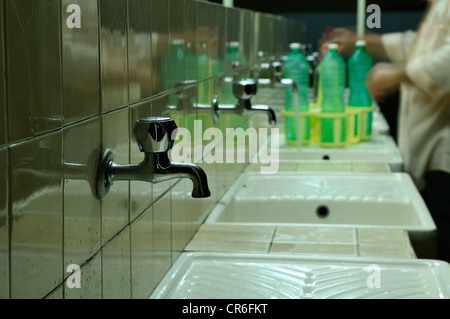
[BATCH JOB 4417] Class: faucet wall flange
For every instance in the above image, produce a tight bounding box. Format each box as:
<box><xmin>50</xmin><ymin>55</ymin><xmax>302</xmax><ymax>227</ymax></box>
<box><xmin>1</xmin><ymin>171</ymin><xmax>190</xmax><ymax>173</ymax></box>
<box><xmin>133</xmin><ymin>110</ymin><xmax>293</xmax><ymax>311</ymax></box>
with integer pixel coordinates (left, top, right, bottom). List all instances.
<box><xmin>96</xmin><ymin>149</ymin><xmax>114</xmax><ymax>201</ymax></box>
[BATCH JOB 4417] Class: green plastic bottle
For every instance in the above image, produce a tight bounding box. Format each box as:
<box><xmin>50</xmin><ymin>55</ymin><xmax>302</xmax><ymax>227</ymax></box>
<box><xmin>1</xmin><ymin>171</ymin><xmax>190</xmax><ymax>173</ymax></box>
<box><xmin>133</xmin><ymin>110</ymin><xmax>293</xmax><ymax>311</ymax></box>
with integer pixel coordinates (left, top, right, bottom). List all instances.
<box><xmin>227</xmin><ymin>41</ymin><xmax>240</xmax><ymax>73</ymax></box>
<box><xmin>283</xmin><ymin>43</ymin><xmax>310</xmax><ymax>145</ymax></box>
<box><xmin>220</xmin><ymin>42</ymin><xmax>248</xmax><ymax>130</ymax></box>
<box><xmin>198</xmin><ymin>43</ymin><xmax>210</xmax><ymax>104</ymax></box>
<box><xmin>320</xmin><ymin>43</ymin><xmax>346</xmax><ymax>147</ymax></box>
<box><xmin>168</xmin><ymin>39</ymin><xmax>185</xmax><ymax>106</ymax></box>
<box><xmin>348</xmin><ymin>40</ymin><xmax>374</xmax><ymax>140</ymax></box>
<box><xmin>221</xmin><ymin>42</ymin><xmax>240</xmax><ymax>105</ymax></box>
<box><xmin>185</xmin><ymin>42</ymin><xmax>197</xmax><ymax>81</ymax></box>
<box><xmin>197</xmin><ymin>43</ymin><xmax>214</xmax><ymax>138</ymax></box>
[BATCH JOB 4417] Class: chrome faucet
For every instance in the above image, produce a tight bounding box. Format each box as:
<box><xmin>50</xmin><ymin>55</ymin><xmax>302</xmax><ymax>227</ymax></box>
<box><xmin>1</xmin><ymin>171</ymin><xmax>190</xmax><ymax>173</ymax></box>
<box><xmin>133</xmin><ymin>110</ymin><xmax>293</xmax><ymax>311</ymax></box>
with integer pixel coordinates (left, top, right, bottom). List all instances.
<box><xmin>257</xmin><ymin>60</ymin><xmax>298</xmax><ymax>90</ymax></box>
<box><xmin>96</xmin><ymin>117</ymin><xmax>211</xmax><ymax>200</ymax></box>
<box><xmin>213</xmin><ymin>79</ymin><xmax>277</xmax><ymax>125</ymax></box>
<box><xmin>165</xmin><ymin>80</ymin><xmax>217</xmax><ymax>119</ymax></box>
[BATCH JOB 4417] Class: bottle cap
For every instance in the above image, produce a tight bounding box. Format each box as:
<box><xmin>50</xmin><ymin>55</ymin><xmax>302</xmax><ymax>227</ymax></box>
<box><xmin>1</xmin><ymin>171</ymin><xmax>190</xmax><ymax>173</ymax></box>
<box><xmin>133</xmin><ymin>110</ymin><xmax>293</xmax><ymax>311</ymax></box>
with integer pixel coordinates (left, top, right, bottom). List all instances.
<box><xmin>229</xmin><ymin>41</ymin><xmax>240</xmax><ymax>48</ymax></box>
<box><xmin>172</xmin><ymin>39</ymin><xmax>184</xmax><ymax>45</ymax></box>
<box><xmin>289</xmin><ymin>43</ymin><xmax>301</xmax><ymax>49</ymax></box>
<box><xmin>328</xmin><ymin>43</ymin><xmax>338</xmax><ymax>50</ymax></box>
<box><xmin>355</xmin><ymin>40</ymin><xmax>366</xmax><ymax>47</ymax></box>
<box><xmin>321</xmin><ymin>43</ymin><xmax>329</xmax><ymax>55</ymax></box>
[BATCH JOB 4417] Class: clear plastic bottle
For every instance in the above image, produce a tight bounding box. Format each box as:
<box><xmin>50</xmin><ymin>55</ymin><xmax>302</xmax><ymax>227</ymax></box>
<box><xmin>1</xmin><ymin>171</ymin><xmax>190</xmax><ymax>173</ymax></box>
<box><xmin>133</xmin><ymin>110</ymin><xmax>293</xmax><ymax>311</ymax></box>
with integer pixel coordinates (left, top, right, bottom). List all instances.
<box><xmin>320</xmin><ymin>43</ymin><xmax>346</xmax><ymax>147</ymax></box>
<box><xmin>348</xmin><ymin>40</ymin><xmax>374</xmax><ymax>140</ymax></box>
<box><xmin>283</xmin><ymin>43</ymin><xmax>311</xmax><ymax>145</ymax></box>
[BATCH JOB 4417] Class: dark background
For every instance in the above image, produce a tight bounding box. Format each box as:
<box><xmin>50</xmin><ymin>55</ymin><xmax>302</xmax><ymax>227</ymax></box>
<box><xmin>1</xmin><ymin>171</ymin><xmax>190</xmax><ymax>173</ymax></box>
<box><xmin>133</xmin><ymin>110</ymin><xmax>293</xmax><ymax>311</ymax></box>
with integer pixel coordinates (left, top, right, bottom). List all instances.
<box><xmin>206</xmin><ymin>0</ymin><xmax>428</xmax><ymax>48</ymax></box>
<box><xmin>205</xmin><ymin>0</ymin><xmax>428</xmax><ymax>12</ymax></box>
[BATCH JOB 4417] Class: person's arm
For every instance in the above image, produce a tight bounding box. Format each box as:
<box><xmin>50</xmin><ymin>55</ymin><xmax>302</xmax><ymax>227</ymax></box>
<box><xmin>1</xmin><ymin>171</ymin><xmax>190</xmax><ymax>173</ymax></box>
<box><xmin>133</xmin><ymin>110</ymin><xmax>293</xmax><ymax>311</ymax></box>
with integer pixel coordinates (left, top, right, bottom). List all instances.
<box><xmin>406</xmin><ymin>43</ymin><xmax>450</xmax><ymax>99</ymax></box>
<box><xmin>368</xmin><ymin>39</ymin><xmax>450</xmax><ymax>102</ymax></box>
<box><xmin>366</xmin><ymin>62</ymin><xmax>411</xmax><ymax>102</ymax></box>
<box><xmin>323</xmin><ymin>28</ymin><xmax>417</xmax><ymax>62</ymax></box>
<box><xmin>381</xmin><ymin>31</ymin><xmax>417</xmax><ymax>63</ymax></box>
<box><xmin>323</xmin><ymin>28</ymin><xmax>389</xmax><ymax>60</ymax></box>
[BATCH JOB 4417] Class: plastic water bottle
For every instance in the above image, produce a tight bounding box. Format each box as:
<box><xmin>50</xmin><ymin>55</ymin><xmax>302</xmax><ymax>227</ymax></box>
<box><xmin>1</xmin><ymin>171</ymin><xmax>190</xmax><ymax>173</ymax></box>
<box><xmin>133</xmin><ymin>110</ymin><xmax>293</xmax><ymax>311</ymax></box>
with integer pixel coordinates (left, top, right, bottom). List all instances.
<box><xmin>221</xmin><ymin>42</ymin><xmax>241</xmax><ymax>105</ymax></box>
<box><xmin>227</xmin><ymin>42</ymin><xmax>241</xmax><ymax>70</ymax></box>
<box><xmin>320</xmin><ymin>43</ymin><xmax>346</xmax><ymax>147</ymax></box>
<box><xmin>284</xmin><ymin>43</ymin><xmax>310</xmax><ymax>111</ymax></box>
<box><xmin>185</xmin><ymin>42</ymin><xmax>197</xmax><ymax>81</ymax></box>
<box><xmin>198</xmin><ymin>43</ymin><xmax>210</xmax><ymax>104</ymax></box>
<box><xmin>167</xmin><ymin>39</ymin><xmax>185</xmax><ymax>105</ymax></box>
<box><xmin>348</xmin><ymin>40</ymin><xmax>374</xmax><ymax>140</ymax></box>
<box><xmin>221</xmin><ymin>42</ymin><xmax>248</xmax><ymax>129</ymax></box>
<box><xmin>283</xmin><ymin>43</ymin><xmax>310</xmax><ymax>145</ymax></box>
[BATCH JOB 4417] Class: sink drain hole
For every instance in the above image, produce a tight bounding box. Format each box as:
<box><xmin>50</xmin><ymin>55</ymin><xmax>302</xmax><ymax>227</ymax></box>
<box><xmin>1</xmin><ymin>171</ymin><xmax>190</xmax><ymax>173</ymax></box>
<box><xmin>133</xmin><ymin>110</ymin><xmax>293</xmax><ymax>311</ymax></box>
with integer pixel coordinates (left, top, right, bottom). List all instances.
<box><xmin>316</xmin><ymin>205</ymin><xmax>330</xmax><ymax>219</ymax></box>
<box><xmin>322</xmin><ymin>155</ymin><xmax>330</xmax><ymax>160</ymax></box>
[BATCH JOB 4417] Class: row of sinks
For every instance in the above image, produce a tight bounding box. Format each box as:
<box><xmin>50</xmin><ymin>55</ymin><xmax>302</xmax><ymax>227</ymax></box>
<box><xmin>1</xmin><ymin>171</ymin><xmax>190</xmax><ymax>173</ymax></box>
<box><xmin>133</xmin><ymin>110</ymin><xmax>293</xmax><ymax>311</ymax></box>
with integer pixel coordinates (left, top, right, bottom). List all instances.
<box><xmin>152</xmin><ymin>110</ymin><xmax>450</xmax><ymax>299</ymax></box>
<box><xmin>206</xmin><ymin>172</ymin><xmax>436</xmax><ymax>257</ymax></box>
<box><xmin>270</xmin><ymin>134</ymin><xmax>403</xmax><ymax>172</ymax></box>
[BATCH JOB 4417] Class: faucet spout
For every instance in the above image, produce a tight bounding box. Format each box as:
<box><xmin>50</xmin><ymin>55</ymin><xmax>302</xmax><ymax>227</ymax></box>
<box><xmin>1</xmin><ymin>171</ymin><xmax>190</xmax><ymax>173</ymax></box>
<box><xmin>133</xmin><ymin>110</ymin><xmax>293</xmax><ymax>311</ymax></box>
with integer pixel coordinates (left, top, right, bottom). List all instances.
<box><xmin>245</xmin><ymin>104</ymin><xmax>277</xmax><ymax>125</ymax></box>
<box><xmin>214</xmin><ymin>79</ymin><xmax>277</xmax><ymax>125</ymax></box>
<box><xmin>154</xmin><ymin>153</ymin><xmax>211</xmax><ymax>198</ymax></box>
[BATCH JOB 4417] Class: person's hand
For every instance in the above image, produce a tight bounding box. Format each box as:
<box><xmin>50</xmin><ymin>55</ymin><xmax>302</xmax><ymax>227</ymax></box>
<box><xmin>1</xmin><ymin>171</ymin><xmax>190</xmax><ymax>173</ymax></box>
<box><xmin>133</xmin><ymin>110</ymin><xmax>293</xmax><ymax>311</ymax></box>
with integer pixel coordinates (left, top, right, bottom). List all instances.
<box><xmin>320</xmin><ymin>28</ymin><xmax>358</xmax><ymax>56</ymax></box>
<box><xmin>366</xmin><ymin>62</ymin><xmax>409</xmax><ymax>102</ymax></box>
<box><xmin>319</xmin><ymin>27</ymin><xmax>388</xmax><ymax>60</ymax></box>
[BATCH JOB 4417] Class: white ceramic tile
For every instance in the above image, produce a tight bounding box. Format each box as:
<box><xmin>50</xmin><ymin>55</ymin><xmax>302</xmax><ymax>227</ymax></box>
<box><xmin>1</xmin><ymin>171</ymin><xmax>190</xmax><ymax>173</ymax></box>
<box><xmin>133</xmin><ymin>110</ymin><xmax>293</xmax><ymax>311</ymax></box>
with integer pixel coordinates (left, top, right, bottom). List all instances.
<box><xmin>357</xmin><ymin>228</ymin><xmax>408</xmax><ymax>247</ymax></box>
<box><xmin>274</xmin><ymin>226</ymin><xmax>357</xmax><ymax>244</ymax></box>
<box><xmin>186</xmin><ymin>239</ymin><xmax>271</xmax><ymax>253</ymax></box>
<box><xmin>193</xmin><ymin>224</ymin><xmax>275</xmax><ymax>242</ymax></box>
<box><xmin>358</xmin><ymin>245</ymin><xmax>413</xmax><ymax>259</ymax></box>
<box><xmin>269</xmin><ymin>242</ymin><xmax>358</xmax><ymax>256</ymax></box>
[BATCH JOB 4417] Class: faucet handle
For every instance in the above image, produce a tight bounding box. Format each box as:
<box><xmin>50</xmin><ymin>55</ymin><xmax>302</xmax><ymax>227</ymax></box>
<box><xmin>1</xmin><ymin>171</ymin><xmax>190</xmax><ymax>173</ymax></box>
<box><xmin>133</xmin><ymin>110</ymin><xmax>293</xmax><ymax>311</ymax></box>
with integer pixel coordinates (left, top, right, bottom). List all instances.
<box><xmin>133</xmin><ymin>117</ymin><xmax>178</xmax><ymax>153</ymax></box>
<box><xmin>232</xmin><ymin>79</ymin><xmax>257</xmax><ymax>101</ymax></box>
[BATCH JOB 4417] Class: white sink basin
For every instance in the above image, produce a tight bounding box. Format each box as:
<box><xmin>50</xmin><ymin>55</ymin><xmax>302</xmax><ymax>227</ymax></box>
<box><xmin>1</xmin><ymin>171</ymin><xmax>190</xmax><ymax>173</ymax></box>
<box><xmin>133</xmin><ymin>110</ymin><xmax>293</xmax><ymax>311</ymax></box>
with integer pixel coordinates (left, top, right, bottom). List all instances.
<box><xmin>151</xmin><ymin>252</ymin><xmax>450</xmax><ymax>299</ymax></box>
<box><xmin>206</xmin><ymin>172</ymin><xmax>436</xmax><ymax>258</ymax></box>
<box><xmin>258</xmin><ymin>134</ymin><xmax>403</xmax><ymax>172</ymax></box>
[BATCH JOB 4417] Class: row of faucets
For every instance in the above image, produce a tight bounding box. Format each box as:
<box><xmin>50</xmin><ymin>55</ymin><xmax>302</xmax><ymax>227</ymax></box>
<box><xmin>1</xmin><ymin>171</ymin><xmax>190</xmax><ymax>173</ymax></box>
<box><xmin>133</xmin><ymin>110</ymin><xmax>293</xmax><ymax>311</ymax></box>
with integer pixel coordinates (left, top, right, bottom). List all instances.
<box><xmin>172</xmin><ymin>58</ymin><xmax>299</xmax><ymax>127</ymax></box>
<box><xmin>96</xmin><ymin>59</ymin><xmax>293</xmax><ymax>202</ymax></box>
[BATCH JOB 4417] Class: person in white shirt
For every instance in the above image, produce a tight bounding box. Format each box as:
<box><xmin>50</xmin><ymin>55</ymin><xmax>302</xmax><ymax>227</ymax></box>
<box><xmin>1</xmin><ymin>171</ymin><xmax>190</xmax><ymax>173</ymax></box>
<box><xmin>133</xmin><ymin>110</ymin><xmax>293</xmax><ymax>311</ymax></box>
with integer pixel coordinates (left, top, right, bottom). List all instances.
<box><xmin>323</xmin><ymin>0</ymin><xmax>450</xmax><ymax>262</ymax></box>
